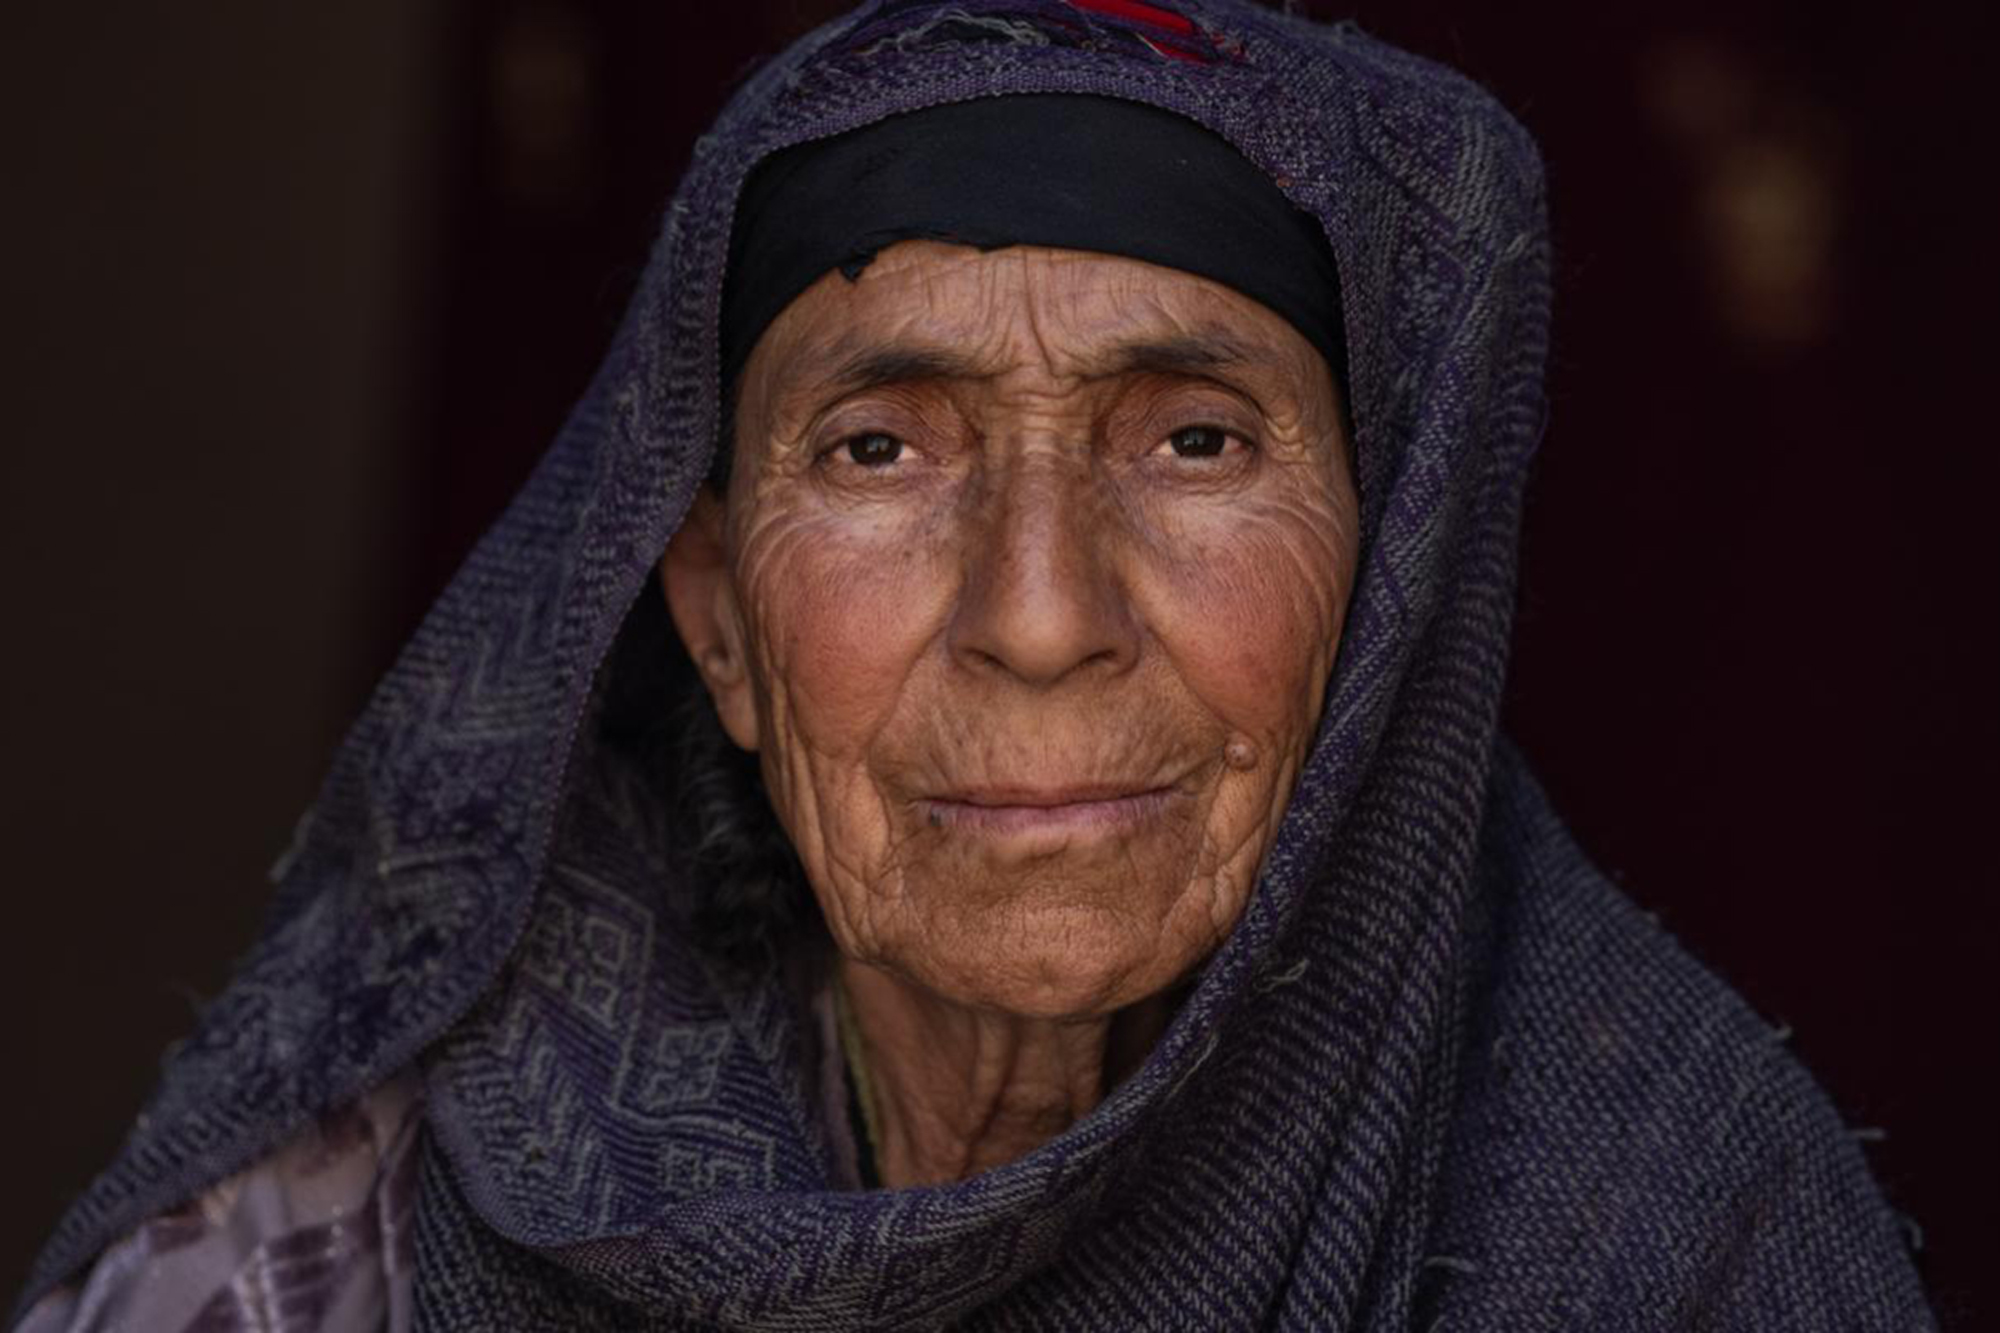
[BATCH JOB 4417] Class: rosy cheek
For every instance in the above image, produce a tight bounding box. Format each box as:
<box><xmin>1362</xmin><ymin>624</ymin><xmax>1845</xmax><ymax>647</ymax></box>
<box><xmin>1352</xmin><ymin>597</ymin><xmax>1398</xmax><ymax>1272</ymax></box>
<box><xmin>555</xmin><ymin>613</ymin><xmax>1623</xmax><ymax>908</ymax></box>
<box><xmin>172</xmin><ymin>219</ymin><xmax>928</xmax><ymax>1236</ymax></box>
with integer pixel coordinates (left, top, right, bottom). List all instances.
<box><xmin>1140</xmin><ymin>517</ymin><xmax>1342</xmax><ymax>742</ymax></box>
<box><xmin>750</xmin><ymin>518</ymin><xmax>950</xmax><ymax>749</ymax></box>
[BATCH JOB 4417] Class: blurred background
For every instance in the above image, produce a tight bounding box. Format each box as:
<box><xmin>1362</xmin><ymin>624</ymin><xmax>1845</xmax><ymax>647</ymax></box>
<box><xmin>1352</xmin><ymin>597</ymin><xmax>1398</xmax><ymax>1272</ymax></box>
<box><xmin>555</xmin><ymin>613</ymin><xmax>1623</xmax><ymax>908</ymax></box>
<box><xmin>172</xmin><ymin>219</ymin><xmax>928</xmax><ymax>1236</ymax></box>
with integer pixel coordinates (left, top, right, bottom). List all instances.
<box><xmin>2</xmin><ymin>0</ymin><xmax>1992</xmax><ymax>1321</ymax></box>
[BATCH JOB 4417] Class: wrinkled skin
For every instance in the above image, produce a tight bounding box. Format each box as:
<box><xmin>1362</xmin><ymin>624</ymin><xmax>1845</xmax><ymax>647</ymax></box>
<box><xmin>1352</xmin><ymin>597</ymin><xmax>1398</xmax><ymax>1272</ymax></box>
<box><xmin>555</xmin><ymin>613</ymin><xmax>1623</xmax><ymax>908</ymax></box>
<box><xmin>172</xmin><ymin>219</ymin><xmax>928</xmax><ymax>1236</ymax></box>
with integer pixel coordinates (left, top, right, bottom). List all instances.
<box><xmin>662</xmin><ymin>242</ymin><xmax>1358</xmax><ymax>1183</ymax></box>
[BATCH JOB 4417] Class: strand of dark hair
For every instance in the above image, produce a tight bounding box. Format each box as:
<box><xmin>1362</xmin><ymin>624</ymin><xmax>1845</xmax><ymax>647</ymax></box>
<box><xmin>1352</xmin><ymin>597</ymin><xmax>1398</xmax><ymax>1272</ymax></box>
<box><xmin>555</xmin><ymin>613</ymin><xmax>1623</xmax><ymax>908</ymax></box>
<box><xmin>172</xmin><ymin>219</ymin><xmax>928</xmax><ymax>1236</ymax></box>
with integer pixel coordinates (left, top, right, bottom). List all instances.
<box><xmin>596</xmin><ymin>564</ymin><xmax>815</xmax><ymax>969</ymax></box>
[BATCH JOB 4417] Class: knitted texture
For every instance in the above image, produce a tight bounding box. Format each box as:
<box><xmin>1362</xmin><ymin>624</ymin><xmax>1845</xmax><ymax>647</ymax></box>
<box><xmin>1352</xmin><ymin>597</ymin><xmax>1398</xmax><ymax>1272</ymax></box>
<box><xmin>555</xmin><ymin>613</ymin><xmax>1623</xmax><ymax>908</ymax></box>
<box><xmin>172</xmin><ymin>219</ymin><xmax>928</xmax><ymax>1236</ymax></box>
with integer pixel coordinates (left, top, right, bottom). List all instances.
<box><xmin>15</xmin><ymin>2</ymin><xmax>1932</xmax><ymax>1328</ymax></box>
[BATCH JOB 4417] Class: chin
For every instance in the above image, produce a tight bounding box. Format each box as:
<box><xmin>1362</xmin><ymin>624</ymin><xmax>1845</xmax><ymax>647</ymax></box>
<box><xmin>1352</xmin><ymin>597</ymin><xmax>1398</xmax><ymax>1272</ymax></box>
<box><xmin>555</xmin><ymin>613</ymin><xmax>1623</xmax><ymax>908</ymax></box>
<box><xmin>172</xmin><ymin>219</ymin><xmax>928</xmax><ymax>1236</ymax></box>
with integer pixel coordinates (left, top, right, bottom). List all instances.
<box><xmin>883</xmin><ymin>899</ymin><xmax>1198</xmax><ymax>1021</ymax></box>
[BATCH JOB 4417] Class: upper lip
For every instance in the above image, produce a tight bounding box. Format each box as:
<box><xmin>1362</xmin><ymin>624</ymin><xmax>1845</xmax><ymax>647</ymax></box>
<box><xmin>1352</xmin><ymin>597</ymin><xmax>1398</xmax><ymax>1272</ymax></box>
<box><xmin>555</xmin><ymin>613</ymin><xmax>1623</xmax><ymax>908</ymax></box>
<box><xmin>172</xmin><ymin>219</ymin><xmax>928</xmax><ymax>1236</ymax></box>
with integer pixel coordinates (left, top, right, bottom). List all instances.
<box><xmin>927</xmin><ymin>783</ymin><xmax>1173</xmax><ymax>807</ymax></box>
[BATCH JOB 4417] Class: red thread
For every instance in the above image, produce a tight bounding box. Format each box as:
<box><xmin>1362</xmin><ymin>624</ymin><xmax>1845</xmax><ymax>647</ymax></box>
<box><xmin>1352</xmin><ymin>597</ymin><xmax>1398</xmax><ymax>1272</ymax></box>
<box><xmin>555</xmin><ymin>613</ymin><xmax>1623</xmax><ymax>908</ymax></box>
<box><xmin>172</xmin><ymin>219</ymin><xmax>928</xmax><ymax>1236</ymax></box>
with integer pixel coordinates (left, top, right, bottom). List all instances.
<box><xmin>1066</xmin><ymin>0</ymin><xmax>1198</xmax><ymax>38</ymax></box>
<box><xmin>1137</xmin><ymin>32</ymin><xmax>1208</xmax><ymax>63</ymax></box>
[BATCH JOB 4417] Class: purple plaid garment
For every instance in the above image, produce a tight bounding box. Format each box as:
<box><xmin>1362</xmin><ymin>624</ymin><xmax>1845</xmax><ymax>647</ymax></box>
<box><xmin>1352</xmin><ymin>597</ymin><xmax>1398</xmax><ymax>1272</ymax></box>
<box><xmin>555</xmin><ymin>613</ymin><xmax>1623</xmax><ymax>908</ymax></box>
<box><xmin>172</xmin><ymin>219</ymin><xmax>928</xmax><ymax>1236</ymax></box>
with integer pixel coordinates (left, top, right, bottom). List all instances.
<box><xmin>15</xmin><ymin>2</ymin><xmax>1932</xmax><ymax>1328</ymax></box>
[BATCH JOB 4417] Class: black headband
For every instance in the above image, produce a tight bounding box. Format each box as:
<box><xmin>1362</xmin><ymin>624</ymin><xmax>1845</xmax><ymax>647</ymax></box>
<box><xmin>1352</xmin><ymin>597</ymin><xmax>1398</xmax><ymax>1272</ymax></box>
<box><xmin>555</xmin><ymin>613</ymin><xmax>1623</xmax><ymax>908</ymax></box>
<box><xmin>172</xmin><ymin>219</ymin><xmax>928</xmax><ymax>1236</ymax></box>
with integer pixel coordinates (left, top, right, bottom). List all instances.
<box><xmin>720</xmin><ymin>93</ymin><xmax>1347</xmax><ymax>399</ymax></box>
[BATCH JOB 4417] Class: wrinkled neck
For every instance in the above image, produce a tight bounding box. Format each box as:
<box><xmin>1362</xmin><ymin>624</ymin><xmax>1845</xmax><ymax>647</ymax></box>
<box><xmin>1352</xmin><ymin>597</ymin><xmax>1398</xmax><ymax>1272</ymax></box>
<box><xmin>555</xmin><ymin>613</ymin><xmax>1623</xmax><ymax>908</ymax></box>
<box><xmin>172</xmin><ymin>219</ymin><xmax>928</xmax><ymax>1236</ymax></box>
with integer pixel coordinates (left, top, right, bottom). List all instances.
<box><xmin>836</xmin><ymin>957</ymin><xmax>1176</xmax><ymax>1187</ymax></box>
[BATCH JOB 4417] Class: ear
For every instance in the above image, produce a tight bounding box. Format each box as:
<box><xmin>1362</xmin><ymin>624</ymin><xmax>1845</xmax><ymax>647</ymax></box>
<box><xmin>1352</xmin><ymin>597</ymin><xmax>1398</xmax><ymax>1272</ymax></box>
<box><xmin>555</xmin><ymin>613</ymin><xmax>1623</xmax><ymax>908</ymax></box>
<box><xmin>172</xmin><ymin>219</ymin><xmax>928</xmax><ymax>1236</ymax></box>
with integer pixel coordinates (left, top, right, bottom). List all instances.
<box><xmin>659</xmin><ymin>489</ymin><xmax>760</xmax><ymax>751</ymax></box>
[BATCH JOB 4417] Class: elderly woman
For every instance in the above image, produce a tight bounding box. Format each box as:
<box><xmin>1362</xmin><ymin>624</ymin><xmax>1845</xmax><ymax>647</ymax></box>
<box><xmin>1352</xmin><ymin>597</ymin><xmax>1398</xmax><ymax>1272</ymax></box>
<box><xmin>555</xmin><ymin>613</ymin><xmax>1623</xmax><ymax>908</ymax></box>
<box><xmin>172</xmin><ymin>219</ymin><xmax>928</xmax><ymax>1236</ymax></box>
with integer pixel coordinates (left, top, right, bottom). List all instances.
<box><xmin>14</xmin><ymin>2</ymin><xmax>1930</xmax><ymax>1330</ymax></box>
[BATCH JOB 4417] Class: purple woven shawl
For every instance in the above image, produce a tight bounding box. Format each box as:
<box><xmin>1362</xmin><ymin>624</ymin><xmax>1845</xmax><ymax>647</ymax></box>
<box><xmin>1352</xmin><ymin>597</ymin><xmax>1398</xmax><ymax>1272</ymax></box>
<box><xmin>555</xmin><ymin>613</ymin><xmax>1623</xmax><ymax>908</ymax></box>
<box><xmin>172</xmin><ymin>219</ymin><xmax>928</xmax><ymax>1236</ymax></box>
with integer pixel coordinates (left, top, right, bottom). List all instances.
<box><xmin>16</xmin><ymin>2</ymin><xmax>1931</xmax><ymax>1328</ymax></box>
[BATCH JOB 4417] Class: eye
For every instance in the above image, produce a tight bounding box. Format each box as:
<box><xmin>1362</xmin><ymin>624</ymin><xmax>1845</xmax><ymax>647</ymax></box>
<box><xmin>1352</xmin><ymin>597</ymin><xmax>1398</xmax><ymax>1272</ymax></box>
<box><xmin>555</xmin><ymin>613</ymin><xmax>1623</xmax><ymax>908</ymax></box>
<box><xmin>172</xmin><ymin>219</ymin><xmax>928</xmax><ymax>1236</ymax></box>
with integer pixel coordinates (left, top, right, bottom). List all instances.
<box><xmin>1164</xmin><ymin>425</ymin><xmax>1237</xmax><ymax>459</ymax></box>
<box><xmin>840</xmin><ymin>432</ymin><xmax>904</xmax><ymax>467</ymax></box>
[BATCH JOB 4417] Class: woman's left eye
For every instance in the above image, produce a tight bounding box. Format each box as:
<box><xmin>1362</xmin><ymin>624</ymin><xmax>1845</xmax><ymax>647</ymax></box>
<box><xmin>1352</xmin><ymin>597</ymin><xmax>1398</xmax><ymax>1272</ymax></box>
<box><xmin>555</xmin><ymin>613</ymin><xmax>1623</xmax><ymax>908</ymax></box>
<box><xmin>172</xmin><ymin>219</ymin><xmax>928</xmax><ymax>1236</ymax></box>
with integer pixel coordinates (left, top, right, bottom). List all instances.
<box><xmin>1163</xmin><ymin>425</ymin><xmax>1238</xmax><ymax>458</ymax></box>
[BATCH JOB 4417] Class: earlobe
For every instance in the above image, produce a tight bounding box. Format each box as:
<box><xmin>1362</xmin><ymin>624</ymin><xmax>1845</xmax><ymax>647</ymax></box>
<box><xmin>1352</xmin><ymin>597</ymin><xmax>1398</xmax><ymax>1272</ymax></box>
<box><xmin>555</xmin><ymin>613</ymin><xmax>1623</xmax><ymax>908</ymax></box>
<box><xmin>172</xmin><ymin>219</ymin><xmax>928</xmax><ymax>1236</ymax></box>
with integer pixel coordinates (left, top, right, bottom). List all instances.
<box><xmin>659</xmin><ymin>491</ymin><xmax>761</xmax><ymax>752</ymax></box>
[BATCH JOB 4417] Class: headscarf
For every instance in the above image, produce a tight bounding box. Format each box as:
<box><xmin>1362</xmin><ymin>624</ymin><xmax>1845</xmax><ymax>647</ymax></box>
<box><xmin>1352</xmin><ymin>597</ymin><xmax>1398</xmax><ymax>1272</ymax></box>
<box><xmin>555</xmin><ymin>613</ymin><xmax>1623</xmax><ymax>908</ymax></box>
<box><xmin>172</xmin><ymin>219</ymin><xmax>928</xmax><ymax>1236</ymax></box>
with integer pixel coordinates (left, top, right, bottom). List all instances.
<box><xmin>16</xmin><ymin>2</ymin><xmax>1930</xmax><ymax>1328</ymax></box>
<box><xmin>718</xmin><ymin>92</ymin><xmax>1347</xmax><ymax>398</ymax></box>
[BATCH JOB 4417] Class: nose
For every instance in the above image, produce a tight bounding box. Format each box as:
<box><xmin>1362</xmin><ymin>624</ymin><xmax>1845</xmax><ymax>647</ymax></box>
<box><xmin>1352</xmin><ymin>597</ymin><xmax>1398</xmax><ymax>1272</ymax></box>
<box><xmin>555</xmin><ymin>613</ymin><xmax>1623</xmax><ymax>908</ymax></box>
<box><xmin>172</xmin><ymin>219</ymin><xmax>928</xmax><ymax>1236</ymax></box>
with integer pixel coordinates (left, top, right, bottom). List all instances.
<box><xmin>948</xmin><ymin>454</ymin><xmax>1139</xmax><ymax>686</ymax></box>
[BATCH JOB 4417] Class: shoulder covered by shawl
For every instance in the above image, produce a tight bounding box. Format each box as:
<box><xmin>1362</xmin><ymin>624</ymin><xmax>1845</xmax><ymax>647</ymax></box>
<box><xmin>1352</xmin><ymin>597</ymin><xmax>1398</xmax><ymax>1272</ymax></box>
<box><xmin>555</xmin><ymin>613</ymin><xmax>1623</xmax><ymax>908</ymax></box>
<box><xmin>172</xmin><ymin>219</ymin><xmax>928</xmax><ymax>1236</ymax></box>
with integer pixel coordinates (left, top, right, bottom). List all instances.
<box><xmin>1418</xmin><ymin>747</ymin><xmax>1934</xmax><ymax>1328</ymax></box>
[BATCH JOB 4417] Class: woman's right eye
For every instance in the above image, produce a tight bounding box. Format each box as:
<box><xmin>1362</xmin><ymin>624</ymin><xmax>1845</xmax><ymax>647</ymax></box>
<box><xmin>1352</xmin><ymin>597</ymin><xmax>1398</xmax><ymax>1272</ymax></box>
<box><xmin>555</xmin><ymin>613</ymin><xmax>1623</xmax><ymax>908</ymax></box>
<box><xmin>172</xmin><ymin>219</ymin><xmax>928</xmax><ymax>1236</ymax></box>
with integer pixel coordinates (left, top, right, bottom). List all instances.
<box><xmin>841</xmin><ymin>432</ymin><xmax>904</xmax><ymax>467</ymax></box>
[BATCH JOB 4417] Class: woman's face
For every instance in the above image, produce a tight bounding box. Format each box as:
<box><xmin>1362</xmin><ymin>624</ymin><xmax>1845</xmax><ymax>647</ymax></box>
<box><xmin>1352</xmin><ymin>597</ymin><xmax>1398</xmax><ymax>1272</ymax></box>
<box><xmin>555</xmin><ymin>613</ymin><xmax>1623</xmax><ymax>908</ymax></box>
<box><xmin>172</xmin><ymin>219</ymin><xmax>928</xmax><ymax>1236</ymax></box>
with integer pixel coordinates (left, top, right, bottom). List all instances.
<box><xmin>663</xmin><ymin>242</ymin><xmax>1359</xmax><ymax>1019</ymax></box>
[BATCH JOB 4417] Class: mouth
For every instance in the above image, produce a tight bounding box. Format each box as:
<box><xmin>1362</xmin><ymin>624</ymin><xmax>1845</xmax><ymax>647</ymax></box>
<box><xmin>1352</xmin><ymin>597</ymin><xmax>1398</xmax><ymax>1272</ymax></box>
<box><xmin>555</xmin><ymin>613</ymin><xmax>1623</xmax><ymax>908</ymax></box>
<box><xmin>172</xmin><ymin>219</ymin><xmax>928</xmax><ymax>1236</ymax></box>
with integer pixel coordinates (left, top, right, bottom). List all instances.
<box><xmin>917</xmin><ymin>785</ymin><xmax>1183</xmax><ymax>839</ymax></box>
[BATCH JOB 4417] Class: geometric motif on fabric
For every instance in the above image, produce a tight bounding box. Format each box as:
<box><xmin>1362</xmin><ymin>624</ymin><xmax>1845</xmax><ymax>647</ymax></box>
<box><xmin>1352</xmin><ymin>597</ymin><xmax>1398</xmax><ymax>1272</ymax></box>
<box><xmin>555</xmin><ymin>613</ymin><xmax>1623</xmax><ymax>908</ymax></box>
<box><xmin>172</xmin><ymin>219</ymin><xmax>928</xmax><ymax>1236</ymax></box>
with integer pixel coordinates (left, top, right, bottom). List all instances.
<box><xmin>866</xmin><ymin>1203</ymin><xmax>1033</xmax><ymax>1325</ymax></box>
<box><xmin>658</xmin><ymin>1114</ymin><xmax>779</xmax><ymax>1193</ymax></box>
<box><xmin>629</xmin><ymin>1024</ymin><xmax>735</xmax><ymax>1116</ymax></box>
<box><xmin>518</xmin><ymin>872</ymin><xmax>653</xmax><ymax>1035</ymax></box>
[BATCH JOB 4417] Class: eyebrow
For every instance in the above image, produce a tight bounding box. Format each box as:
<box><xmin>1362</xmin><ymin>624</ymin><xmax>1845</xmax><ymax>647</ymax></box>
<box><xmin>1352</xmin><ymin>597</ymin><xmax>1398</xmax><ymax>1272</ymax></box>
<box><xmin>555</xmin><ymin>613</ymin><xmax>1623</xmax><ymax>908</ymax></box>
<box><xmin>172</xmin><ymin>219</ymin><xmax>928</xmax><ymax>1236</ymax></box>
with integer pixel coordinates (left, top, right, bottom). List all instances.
<box><xmin>812</xmin><ymin>329</ymin><xmax>1266</xmax><ymax>398</ymax></box>
<box><xmin>1099</xmin><ymin>331</ymin><xmax>1263</xmax><ymax>379</ymax></box>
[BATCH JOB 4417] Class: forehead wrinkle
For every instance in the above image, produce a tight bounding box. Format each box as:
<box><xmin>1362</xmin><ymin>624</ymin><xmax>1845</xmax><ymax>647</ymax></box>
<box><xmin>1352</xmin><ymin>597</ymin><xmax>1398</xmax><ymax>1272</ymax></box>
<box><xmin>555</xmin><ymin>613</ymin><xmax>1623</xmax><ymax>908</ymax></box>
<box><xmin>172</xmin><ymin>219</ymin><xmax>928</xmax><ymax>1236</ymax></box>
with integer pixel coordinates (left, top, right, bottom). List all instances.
<box><xmin>765</xmin><ymin>247</ymin><xmax>1308</xmax><ymax>418</ymax></box>
<box><xmin>788</xmin><ymin>324</ymin><xmax>1275</xmax><ymax>409</ymax></box>
<box><xmin>782</xmin><ymin>296</ymin><xmax>1018</xmax><ymax>400</ymax></box>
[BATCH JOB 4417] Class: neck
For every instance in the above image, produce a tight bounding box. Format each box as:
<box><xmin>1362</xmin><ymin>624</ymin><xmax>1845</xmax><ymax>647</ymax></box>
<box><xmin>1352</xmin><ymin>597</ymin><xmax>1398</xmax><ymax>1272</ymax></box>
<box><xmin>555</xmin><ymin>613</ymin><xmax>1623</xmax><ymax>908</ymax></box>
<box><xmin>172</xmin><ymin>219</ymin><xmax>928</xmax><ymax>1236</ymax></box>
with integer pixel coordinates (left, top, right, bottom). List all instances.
<box><xmin>837</xmin><ymin>958</ymin><xmax>1175</xmax><ymax>1187</ymax></box>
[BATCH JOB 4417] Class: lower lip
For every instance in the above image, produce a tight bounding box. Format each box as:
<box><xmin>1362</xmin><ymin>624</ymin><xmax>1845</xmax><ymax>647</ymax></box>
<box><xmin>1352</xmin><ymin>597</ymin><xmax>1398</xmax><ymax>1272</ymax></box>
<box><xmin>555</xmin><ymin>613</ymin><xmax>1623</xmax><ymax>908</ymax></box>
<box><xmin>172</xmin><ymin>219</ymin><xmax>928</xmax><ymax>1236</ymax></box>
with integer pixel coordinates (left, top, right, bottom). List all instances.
<box><xmin>920</xmin><ymin>790</ymin><xmax>1179</xmax><ymax>838</ymax></box>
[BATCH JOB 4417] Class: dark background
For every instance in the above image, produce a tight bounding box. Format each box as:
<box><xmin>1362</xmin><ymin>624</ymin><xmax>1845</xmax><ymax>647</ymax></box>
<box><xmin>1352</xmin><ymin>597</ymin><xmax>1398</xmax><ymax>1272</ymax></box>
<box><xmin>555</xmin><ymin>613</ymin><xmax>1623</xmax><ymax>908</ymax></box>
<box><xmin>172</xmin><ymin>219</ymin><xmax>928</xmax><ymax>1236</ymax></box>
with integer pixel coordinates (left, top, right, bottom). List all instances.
<box><xmin>3</xmin><ymin>1</ymin><xmax>1992</xmax><ymax>1323</ymax></box>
